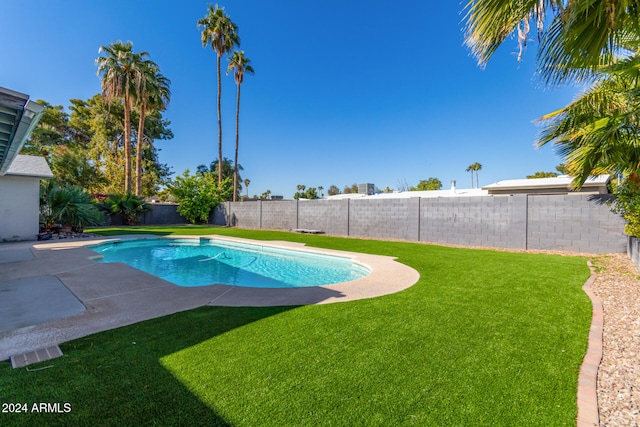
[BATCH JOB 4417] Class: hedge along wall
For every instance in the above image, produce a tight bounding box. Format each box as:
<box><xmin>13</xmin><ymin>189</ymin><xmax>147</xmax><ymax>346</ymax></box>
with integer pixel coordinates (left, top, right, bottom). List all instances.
<box><xmin>213</xmin><ymin>194</ymin><xmax>628</xmax><ymax>254</ymax></box>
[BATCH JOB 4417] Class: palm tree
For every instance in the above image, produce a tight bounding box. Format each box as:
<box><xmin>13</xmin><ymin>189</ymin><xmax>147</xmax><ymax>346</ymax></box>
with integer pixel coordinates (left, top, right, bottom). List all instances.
<box><xmin>198</xmin><ymin>4</ymin><xmax>240</xmax><ymax>184</ymax></box>
<box><xmin>463</xmin><ymin>0</ymin><xmax>635</xmax><ymax>84</ymax></box>
<box><xmin>463</xmin><ymin>0</ymin><xmax>640</xmax><ymax>188</ymax></box>
<box><xmin>465</xmin><ymin>164</ymin><xmax>475</xmax><ymax>188</ymax></box>
<box><xmin>227</xmin><ymin>50</ymin><xmax>254</xmax><ymax>202</ymax></box>
<box><xmin>244</xmin><ymin>178</ymin><xmax>250</xmax><ymax>198</ymax></box>
<box><xmin>134</xmin><ymin>65</ymin><xmax>171</xmax><ymax>196</ymax></box>
<box><xmin>536</xmin><ymin>59</ymin><xmax>640</xmax><ymax>186</ymax></box>
<box><xmin>96</xmin><ymin>41</ymin><xmax>149</xmax><ymax>194</ymax></box>
<box><xmin>472</xmin><ymin>162</ymin><xmax>482</xmax><ymax>188</ymax></box>
<box><xmin>465</xmin><ymin>163</ymin><xmax>482</xmax><ymax>188</ymax></box>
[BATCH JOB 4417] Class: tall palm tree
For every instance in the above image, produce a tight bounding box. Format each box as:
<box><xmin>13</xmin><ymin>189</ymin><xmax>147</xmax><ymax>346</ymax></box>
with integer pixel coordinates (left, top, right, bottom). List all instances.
<box><xmin>472</xmin><ymin>162</ymin><xmax>482</xmax><ymax>188</ymax></box>
<box><xmin>465</xmin><ymin>163</ymin><xmax>482</xmax><ymax>188</ymax></box>
<box><xmin>227</xmin><ymin>50</ymin><xmax>254</xmax><ymax>202</ymax></box>
<box><xmin>198</xmin><ymin>4</ymin><xmax>240</xmax><ymax>184</ymax></box>
<box><xmin>96</xmin><ymin>41</ymin><xmax>149</xmax><ymax>193</ymax></box>
<box><xmin>465</xmin><ymin>164</ymin><xmax>475</xmax><ymax>188</ymax></box>
<box><xmin>134</xmin><ymin>65</ymin><xmax>171</xmax><ymax>196</ymax></box>
<box><xmin>244</xmin><ymin>178</ymin><xmax>250</xmax><ymax>198</ymax></box>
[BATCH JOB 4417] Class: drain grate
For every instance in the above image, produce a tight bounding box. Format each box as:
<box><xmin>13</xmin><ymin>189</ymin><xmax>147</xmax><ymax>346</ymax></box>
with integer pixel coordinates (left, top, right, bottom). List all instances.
<box><xmin>10</xmin><ymin>345</ymin><xmax>63</xmax><ymax>369</ymax></box>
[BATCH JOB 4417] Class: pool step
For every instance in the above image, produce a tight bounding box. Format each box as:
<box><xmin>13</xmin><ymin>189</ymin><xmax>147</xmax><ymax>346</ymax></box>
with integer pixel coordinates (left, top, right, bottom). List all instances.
<box><xmin>10</xmin><ymin>345</ymin><xmax>63</xmax><ymax>369</ymax></box>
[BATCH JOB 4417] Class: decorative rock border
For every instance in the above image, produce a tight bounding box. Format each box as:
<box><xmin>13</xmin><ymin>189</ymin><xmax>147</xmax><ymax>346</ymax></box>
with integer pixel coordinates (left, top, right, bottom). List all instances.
<box><xmin>577</xmin><ymin>261</ymin><xmax>603</xmax><ymax>427</ymax></box>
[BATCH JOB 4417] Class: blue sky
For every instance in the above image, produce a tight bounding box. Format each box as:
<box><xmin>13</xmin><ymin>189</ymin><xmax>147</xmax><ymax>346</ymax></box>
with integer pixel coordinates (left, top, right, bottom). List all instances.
<box><xmin>1</xmin><ymin>1</ymin><xmax>580</xmax><ymax>197</ymax></box>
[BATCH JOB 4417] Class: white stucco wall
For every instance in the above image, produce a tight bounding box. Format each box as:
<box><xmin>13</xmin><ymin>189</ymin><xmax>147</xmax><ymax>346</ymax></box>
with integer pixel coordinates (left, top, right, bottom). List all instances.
<box><xmin>0</xmin><ymin>175</ymin><xmax>40</xmax><ymax>241</ymax></box>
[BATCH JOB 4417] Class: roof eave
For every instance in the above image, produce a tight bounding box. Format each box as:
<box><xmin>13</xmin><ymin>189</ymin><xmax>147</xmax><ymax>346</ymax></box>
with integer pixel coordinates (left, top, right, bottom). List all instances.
<box><xmin>0</xmin><ymin>100</ymin><xmax>45</xmax><ymax>175</ymax></box>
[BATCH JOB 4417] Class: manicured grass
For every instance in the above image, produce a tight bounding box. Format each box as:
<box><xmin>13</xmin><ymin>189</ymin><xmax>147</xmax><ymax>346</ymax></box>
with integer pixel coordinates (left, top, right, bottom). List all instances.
<box><xmin>1</xmin><ymin>226</ymin><xmax>592</xmax><ymax>426</ymax></box>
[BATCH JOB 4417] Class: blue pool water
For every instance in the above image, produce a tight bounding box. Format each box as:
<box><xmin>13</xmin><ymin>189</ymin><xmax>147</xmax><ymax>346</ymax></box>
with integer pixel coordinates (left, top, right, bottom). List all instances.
<box><xmin>88</xmin><ymin>238</ymin><xmax>370</xmax><ymax>288</ymax></box>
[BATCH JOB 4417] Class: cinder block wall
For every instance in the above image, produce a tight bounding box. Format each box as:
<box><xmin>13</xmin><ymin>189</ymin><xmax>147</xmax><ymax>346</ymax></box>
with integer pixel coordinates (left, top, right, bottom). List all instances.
<box><xmin>298</xmin><ymin>199</ymin><xmax>350</xmax><ymax>236</ymax></box>
<box><xmin>420</xmin><ymin>196</ymin><xmax>527</xmax><ymax>249</ymax></box>
<box><xmin>527</xmin><ymin>194</ymin><xmax>627</xmax><ymax>253</ymax></box>
<box><xmin>215</xmin><ymin>194</ymin><xmax>627</xmax><ymax>254</ymax></box>
<box><xmin>226</xmin><ymin>201</ymin><xmax>261</xmax><ymax>228</ymax></box>
<box><xmin>261</xmin><ymin>201</ymin><xmax>297</xmax><ymax>230</ymax></box>
<box><xmin>140</xmin><ymin>203</ymin><xmax>187</xmax><ymax>225</ymax></box>
<box><xmin>349</xmin><ymin>198</ymin><xmax>420</xmax><ymax>241</ymax></box>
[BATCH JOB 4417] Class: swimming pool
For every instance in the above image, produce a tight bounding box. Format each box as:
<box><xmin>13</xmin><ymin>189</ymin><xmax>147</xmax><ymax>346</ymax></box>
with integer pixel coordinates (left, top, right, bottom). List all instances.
<box><xmin>88</xmin><ymin>238</ymin><xmax>370</xmax><ymax>288</ymax></box>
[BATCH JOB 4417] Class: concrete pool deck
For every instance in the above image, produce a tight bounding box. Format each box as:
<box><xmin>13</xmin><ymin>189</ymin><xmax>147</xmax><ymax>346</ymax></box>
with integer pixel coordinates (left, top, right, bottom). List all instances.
<box><xmin>0</xmin><ymin>235</ymin><xmax>419</xmax><ymax>362</ymax></box>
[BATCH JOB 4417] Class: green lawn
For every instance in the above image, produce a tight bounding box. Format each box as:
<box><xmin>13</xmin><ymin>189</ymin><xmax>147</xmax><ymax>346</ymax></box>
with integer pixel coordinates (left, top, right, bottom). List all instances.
<box><xmin>1</xmin><ymin>226</ymin><xmax>592</xmax><ymax>426</ymax></box>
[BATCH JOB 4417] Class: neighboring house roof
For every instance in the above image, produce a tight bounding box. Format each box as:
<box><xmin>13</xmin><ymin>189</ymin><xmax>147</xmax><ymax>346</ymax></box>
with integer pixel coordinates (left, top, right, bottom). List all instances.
<box><xmin>5</xmin><ymin>154</ymin><xmax>53</xmax><ymax>179</ymax></box>
<box><xmin>323</xmin><ymin>175</ymin><xmax>612</xmax><ymax>200</ymax></box>
<box><xmin>326</xmin><ymin>187</ymin><xmax>488</xmax><ymax>200</ymax></box>
<box><xmin>482</xmin><ymin>174</ymin><xmax>610</xmax><ymax>195</ymax></box>
<box><xmin>0</xmin><ymin>87</ymin><xmax>45</xmax><ymax>175</ymax></box>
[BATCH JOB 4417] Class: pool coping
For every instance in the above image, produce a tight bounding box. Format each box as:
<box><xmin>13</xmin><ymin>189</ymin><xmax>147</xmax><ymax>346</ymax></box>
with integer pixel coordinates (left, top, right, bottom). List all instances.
<box><xmin>74</xmin><ymin>234</ymin><xmax>421</xmax><ymax>305</ymax></box>
<box><xmin>0</xmin><ymin>235</ymin><xmax>420</xmax><ymax>361</ymax></box>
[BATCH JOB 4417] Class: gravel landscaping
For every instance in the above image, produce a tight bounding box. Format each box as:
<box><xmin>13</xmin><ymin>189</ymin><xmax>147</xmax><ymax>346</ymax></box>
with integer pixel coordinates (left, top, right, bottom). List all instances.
<box><xmin>591</xmin><ymin>254</ymin><xmax>640</xmax><ymax>426</ymax></box>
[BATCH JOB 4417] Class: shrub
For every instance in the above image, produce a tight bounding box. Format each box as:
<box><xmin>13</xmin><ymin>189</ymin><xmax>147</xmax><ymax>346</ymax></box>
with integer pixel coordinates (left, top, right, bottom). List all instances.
<box><xmin>102</xmin><ymin>193</ymin><xmax>152</xmax><ymax>225</ymax></box>
<box><xmin>40</xmin><ymin>181</ymin><xmax>104</xmax><ymax>231</ymax></box>
<box><xmin>610</xmin><ymin>179</ymin><xmax>640</xmax><ymax>237</ymax></box>
<box><xmin>168</xmin><ymin>170</ymin><xmax>230</xmax><ymax>224</ymax></box>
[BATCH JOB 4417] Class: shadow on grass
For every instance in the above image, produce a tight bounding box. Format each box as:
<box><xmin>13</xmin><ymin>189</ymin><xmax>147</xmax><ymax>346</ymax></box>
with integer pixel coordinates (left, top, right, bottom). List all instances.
<box><xmin>1</xmin><ymin>305</ymin><xmax>299</xmax><ymax>426</ymax></box>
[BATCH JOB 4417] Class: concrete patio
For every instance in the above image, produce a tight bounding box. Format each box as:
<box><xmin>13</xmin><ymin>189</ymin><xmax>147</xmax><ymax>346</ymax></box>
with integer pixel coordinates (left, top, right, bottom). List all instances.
<box><xmin>0</xmin><ymin>236</ymin><xmax>419</xmax><ymax>362</ymax></box>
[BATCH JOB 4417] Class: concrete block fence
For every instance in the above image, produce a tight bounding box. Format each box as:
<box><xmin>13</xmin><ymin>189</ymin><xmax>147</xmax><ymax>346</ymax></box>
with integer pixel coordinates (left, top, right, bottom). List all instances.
<box><xmin>213</xmin><ymin>194</ymin><xmax>628</xmax><ymax>254</ymax></box>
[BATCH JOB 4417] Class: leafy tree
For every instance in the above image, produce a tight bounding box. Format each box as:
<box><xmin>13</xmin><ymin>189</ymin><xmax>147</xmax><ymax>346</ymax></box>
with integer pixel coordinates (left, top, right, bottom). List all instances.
<box><xmin>293</xmin><ymin>186</ymin><xmax>319</xmax><ymax>200</ymax></box>
<box><xmin>50</xmin><ymin>145</ymin><xmax>106</xmax><ymax>190</ymax></box>
<box><xmin>24</xmin><ymin>95</ymin><xmax>173</xmax><ymax>196</ymax></box>
<box><xmin>169</xmin><ymin>170</ymin><xmax>230</xmax><ymax>224</ymax></box>
<box><xmin>102</xmin><ymin>193</ymin><xmax>152</xmax><ymax>225</ymax></box>
<box><xmin>260</xmin><ymin>189</ymin><xmax>271</xmax><ymax>200</ymax></box>
<box><xmin>327</xmin><ymin>185</ymin><xmax>341</xmax><ymax>196</ymax></box>
<box><xmin>197</xmin><ymin>157</ymin><xmax>242</xmax><ymax>200</ymax></box>
<box><xmin>20</xmin><ymin>101</ymin><xmax>69</xmax><ymax>156</ymax></box>
<box><xmin>227</xmin><ymin>50</ymin><xmax>254</xmax><ymax>202</ymax></box>
<box><xmin>343</xmin><ymin>183</ymin><xmax>358</xmax><ymax>194</ymax></box>
<box><xmin>411</xmin><ymin>178</ymin><xmax>442</xmax><ymax>191</ymax></box>
<box><xmin>96</xmin><ymin>41</ymin><xmax>150</xmax><ymax>193</ymax></box>
<box><xmin>527</xmin><ymin>171</ymin><xmax>558</xmax><ymax>179</ymax></box>
<box><xmin>198</xmin><ymin>4</ymin><xmax>240</xmax><ymax>184</ymax></box>
<box><xmin>305</xmin><ymin>187</ymin><xmax>319</xmax><ymax>199</ymax></box>
<box><xmin>611</xmin><ymin>179</ymin><xmax>640</xmax><ymax>237</ymax></box>
<box><xmin>318</xmin><ymin>185</ymin><xmax>324</xmax><ymax>197</ymax></box>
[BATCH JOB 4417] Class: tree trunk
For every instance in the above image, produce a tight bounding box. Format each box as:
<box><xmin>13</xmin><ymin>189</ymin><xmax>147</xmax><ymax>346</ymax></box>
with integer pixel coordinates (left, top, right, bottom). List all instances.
<box><xmin>135</xmin><ymin>103</ymin><xmax>146</xmax><ymax>196</ymax></box>
<box><xmin>217</xmin><ymin>52</ymin><xmax>223</xmax><ymax>184</ymax></box>
<box><xmin>124</xmin><ymin>91</ymin><xmax>132</xmax><ymax>194</ymax></box>
<box><xmin>233</xmin><ymin>82</ymin><xmax>241</xmax><ymax>202</ymax></box>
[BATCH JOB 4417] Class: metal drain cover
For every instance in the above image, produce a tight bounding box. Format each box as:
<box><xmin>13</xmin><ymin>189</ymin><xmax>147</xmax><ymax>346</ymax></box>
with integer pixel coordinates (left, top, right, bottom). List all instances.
<box><xmin>10</xmin><ymin>345</ymin><xmax>63</xmax><ymax>368</ymax></box>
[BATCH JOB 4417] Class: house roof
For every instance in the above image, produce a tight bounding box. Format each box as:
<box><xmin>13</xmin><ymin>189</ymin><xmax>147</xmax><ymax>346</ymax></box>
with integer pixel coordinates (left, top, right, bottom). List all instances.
<box><xmin>326</xmin><ymin>187</ymin><xmax>488</xmax><ymax>200</ymax></box>
<box><xmin>0</xmin><ymin>87</ymin><xmax>45</xmax><ymax>175</ymax></box>
<box><xmin>481</xmin><ymin>175</ymin><xmax>610</xmax><ymax>192</ymax></box>
<box><xmin>5</xmin><ymin>154</ymin><xmax>53</xmax><ymax>179</ymax></box>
